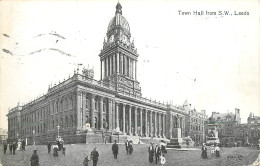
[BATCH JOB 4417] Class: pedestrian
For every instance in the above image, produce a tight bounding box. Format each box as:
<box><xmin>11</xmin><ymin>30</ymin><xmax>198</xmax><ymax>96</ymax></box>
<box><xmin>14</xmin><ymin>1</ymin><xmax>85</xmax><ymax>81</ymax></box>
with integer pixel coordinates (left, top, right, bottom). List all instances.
<box><xmin>215</xmin><ymin>145</ymin><xmax>220</xmax><ymax>158</ymax></box>
<box><xmin>47</xmin><ymin>142</ymin><xmax>52</xmax><ymax>154</ymax></box>
<box><xmin>155</xmin><ymin>144</ymin><xmax>161</xmax><ymax>164</ymax></box>
<box><xmin>90</xmin><ymin>147</ymin><xmax>99</xmax><ymax>166</ymax></box>
<box><xmin>4</xmin><ymin>142</ymin><xmax>7</xmax><ymax>154</ymax></box>
<box><xmin>62</xmin><ymin>145</ymin><xmax>66</xmax><ymax>156</ymax></box>
<box><xmin>12</xmin><ymin>142</ymin><xmax>16</xmax><ymax>155</ymax></box>
<box><xmin>30</xmin><ymin>149</ymin><xmax>39</xmax><ymax>166</ymax></box>
<box><xmin>129</xmin><ymin>141</ymin><xmax>133</xmax><ymax>155</ymax></box>
<box><xmin>201</xmin><ymin>143</ymin><xmax>208</xmax><ymax>159</ymax></box>
<box><xmin>9</xmin><ymin>143</ymin><xmax>12</xmax><ymax>154</ymax></box>
<box><xmin>125</xmin><ymin>140</ymin><xmax>129</xmax><ymax>154</ymax></box>
<box><xmin>148</xmin><ymin>142</ymin><xmax>154</xmax><ymax>163</ymax></box>
<box><xmin>211</xmin><ymin>145</ymin><xmax>215</xmax><ymax>157</ymax></box>
<box><xmin>112</xmin><ymin>140</ymin><xmax>119</xmax><ymax>159</ymax></box>
<box><xmin>83</xmin><ymin>155</ymin><xmax>90</xmax><ymax>166</ymax></box>
<box><xmin>22</xmin><ymin>140</ymin><xmax>26</xmax><ymax>151</ymax></box>
<box><xmin>53</xmin><ymin>144</ymin><xmax>59</xmax><ymax>157</ymax></box>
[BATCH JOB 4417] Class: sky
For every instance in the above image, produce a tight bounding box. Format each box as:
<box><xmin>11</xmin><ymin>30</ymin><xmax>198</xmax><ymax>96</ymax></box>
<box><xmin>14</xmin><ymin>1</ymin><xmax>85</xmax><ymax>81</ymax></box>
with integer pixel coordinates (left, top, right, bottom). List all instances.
<box><xmin>0</xmin><ymin>0</ymin><xmax>259</xmax><ymax>129</ymax></box>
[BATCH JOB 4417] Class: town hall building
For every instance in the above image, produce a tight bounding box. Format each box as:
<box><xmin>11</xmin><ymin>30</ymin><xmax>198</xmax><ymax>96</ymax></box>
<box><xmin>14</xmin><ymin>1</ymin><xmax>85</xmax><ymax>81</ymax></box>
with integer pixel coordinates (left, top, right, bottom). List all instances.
<box><xmin>7</xmin><ymin>3</ymin><xmax>188</xmax><ymax>144</ymax></box>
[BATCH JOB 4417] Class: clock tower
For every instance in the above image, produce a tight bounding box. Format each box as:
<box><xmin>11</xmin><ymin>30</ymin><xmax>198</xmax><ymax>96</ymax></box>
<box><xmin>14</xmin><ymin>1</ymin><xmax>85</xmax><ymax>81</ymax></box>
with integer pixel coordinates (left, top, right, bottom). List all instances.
<box><xmin>99</xmin><ymin>2</ymin><xmax>141</xmax><ymax>97</ymax></box>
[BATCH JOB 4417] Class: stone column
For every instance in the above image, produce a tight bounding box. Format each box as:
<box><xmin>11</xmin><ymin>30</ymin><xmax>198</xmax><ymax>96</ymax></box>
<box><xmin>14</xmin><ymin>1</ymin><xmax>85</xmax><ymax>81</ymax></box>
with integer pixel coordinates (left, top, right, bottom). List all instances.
<box><xmin>120</xmin><ymin>54</ymin><xmax>123</xmax><ymax>74</ymax></box>
<box><xmin>145</xmin><ymin>109</ymin><xmax>148</xmax><ymax>137</ymax></box>
<box><xmin>158</xmin><ymin>113</ymin><xmax>161</xmax><ymax>137</ymax></box>
<box><xmin>76</xmin><ymin>92</ymin><xmax>82</xmax><ymax>130</ymax></box>
<box><xmin>135</xmin><ymin>60</ymin><xmax>137</xmax><ymax>80</ymax></box>
<box><xmin>82</xmin><ymin>93</ymin><xmax>86</xmax><ymax>127</ymax></box>
<box><xmin>129</xmin><ymin>106</ymin><xmax>132</xmax><ymax>135</ymax></box>
<box><xmin>134</xmin><ymin>107</ymin><xmax>137</xmax><ymax>135</ymax></box>
<box><xmin>113</xmin><ymin>54</ymin><xmax>116</xmax><ymax>74</ymax></box>
<box><xmin>116</xmin><ymin>102</ymin><xmax>119</xmax><ymax>130</ymax></box>
<box><xmin>150</xmin><ymin>111</ymin><xmax>153</xmax><ymax>137</ymax></box>
<box><xmin>122</xmin><ymin>104</ymin><xmax>126</xmax><ymax>134</ymax></box>
<box><xmin>154</xmin><ymin>112</ymin><xmax>157</xmax><ymax>137</ymax></box>
<box><xmin>91</xmin><ymin>94</ymin><xmax>95</xmax><ymax>128</ymax></box>
<box><xmin>106</xmin><ymin>57</ymin><xmax>109</xmax><ymax>77</ymax></box>
<box><xmin>116</xmin><ymin>53</ymin><xmax>119</xmax><ymax>73</ymax></box>
<box><xmin>140</xmin><ymin>108</ymin><xmax>143</xmax><ymax>136</ymax></box>
<box><xmin>99</xmin><ymin>97</ymin><xmax>103</xmax><ymax>130</ymax></box>
<box><xmin>169</xmin><ymin>114</ymin><xmax>173</xmax><ymax>139</ymax></box>
<box><xmin>108</xmin><ymin>99</ymin><xmax>112</xmax><ymax>130</ymax></box>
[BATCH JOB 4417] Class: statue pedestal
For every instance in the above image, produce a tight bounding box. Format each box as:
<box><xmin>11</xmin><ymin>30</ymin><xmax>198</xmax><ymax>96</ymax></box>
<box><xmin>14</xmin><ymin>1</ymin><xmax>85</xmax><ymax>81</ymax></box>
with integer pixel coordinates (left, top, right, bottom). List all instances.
<box><xmin>167</xmin><ymin>128</ymin><xmax>183</xmax><ymax>148</ymax></box>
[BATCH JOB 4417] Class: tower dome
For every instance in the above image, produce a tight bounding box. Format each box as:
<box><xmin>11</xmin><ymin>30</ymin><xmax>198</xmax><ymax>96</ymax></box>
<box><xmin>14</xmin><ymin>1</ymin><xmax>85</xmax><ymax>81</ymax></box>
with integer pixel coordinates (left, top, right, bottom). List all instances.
<box><xmin>107</xmin><ymin>2</ymin><xmax>130</xmax><ymax>35</ymax></box>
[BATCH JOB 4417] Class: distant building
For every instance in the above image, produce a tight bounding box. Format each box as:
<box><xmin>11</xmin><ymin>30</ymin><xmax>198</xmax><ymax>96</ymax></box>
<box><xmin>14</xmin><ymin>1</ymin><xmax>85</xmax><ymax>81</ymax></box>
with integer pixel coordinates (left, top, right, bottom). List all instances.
<box><xmin>205</xmin><ymin>108</ymin><xmax>241</xmax><ymax>146</ymax></box>
<box><xmin>183</xmin><ymin>100</ymin><xmax>208</xmax><ymax>144</ymax></box>
<box><xmin>247</xmin><ymin>112</ymin><xmax>260</xmax><ymax>146</ymax></box>
<box><xmin>0</xmin><ymin>128</ymin><xmax>8</xmax><ymax>144</ymax></box>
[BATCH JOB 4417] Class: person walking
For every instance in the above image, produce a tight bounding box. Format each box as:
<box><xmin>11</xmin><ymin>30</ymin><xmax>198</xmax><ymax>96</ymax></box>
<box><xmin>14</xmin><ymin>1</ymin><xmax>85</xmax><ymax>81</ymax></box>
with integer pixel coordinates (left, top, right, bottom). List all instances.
<box><xmin>129</xmin><ymin>141</ymin><xmax>133</xmax><ymax>155</ymax></box>
<box><xmin>125</xmin><ymin>140</ymin><xmax>129</xmax><ymax>155</ymax></box>
<box><xmin>47</xmin><ymin>142</ymin><xmax>52</xmax><ymax>154</ymax></box>
<box><xmin>53</xmin><ymin>144</ymin><xmax>59</xmax><ymax>157</ymax></box>
<box><xmin>62</xmin><ymin>145</ymin><xmax>66</xmax><ymax>156</ymax></box>
<box><xmin>83</xmin><ymin>155</ymin><xmax>90</xmax><ymax>166</ymax></box>
<box><xmin>154</xmin><ymin>144</ymin><xmax>161</xmax><ymax>164</ymax></box>
<box><xmin>30</xmin><ymin>149</ymin><xmax>39</xmax><ymax>166</ymax></box>
<box><xmin>12</xmin><ymin>142</ymin><xmax>16</xmax><ymax>155</ymax></box>
<box><xmin>112</xmin><ymin>140</ymin><xmax>119</xmax><ymax>159</ymax></box>
<box><xmin>201</xmin><ymin>143</ymin><xmax>208</xmax><ymax>159</ymax></box>
<box><xmin>148</xmin><ymin>142</ymin><xmax>155</xmax><ymax>163</ymax></box>
<box><xmin>90</xmin><ymin>147</ymin><xmax>99</xmax><ymax>166</ymax></box>
<box><xmin>9</xmin><ymin>143</ymin><xmax>12</xmax><ymax>154</ymax></box>
<box><xmin>22</xmin><ymin>140</ymin><xmax>26</xmax><ymax>151</ymax></box>
<box><xmin>215</xmin><ymin>145</ymin><xmax>220</xmax><ymax>158</ymax></box>
<box><xmin>4</xmin><ymin>142</ymin><xmax>7</xmax><ymax>154</ymax></box>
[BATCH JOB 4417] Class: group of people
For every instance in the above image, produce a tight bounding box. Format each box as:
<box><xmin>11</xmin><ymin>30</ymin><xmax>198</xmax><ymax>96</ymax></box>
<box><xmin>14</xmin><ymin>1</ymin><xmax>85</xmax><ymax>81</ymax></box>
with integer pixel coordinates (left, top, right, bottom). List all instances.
<box><xmin>201</xmin><ymin>143</ymin><xmax>221</xmax><ymax>159</ymax></box>
<box><xmin>125</xmin><ymin>140</ymin><xmax>133</xmax><ymax>155</ymax></box>
<box><xmin>48</xmin><ymin>141</ymin><xmax>66</xmax><ymax>157</ymax></box>
<box><xmin>148</xmin><ymin>142</ymin><xmax>167</xmax><ymax>165</ymax></box>
<box><xmin>83</xmin><ymin>147</ymin><xmax>99</xmax><ymax>166</ymax></box>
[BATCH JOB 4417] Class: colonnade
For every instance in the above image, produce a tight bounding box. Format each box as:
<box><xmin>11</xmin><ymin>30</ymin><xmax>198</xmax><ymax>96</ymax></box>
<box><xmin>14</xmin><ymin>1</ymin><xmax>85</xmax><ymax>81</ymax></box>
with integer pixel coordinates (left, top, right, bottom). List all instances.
<box><xmin>100</xmin><ymin>53</ymin><xmax>137</xmax><ymax>80</ymax></box>
<box><xmin>76</xmin><ymin>91</ymin><xmax>167</xmax><ymax>138</ymax></box>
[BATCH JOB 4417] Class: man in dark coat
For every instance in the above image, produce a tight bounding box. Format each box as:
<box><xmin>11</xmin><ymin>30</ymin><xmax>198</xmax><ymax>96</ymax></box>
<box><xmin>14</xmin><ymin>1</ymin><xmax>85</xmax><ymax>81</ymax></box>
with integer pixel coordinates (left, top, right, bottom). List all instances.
<box><xmin>125</xmin><ymin>140</ymin><xmax>129</xmax><ymax>154</ymax></box>
<box><xmin>201</xmin><ymin>144</ymin><xmax>208</xmax><ymax>159</ymax></box>
<box><xmin>154</xmin><ymin>144</ymin><xmax>161</xmax><ymax>164</ymax></box>
<box><xmin>47</xmin><ymin>142</ymin><xmax>51</xmax><ymax>154</ymax></box>
<box><xmin>112</xmin><ymin>140</ymin><xmax>119</xmax><ymax>159</ymax></box>
<box><xmin>3</xmin><ymin>142</ymin><xmax>7</xmax><ymax>154</ymax></box>
<box><xmin>12</xmin><ymin>142</ymin><xmax>16</xmax><ymax>155</ymax></box>
<box><xmin>9</xmin><ymin>143</ymin><xmax>13</xmax><ymax>154</ymax></box>
<box><xmin>91</xmin><ymin>147</ymin><xmax>99</xmax><ymax>166</ymax></box>
<box><xmin>148</xmin><ymin>143</ymin><xmax>154</xmax><ymax>163</ymax></box>
<box><xmin>30</xmin><ymin>149</ymin><xmax>39</xmax><ymax>166</ymax></box>
<box><xmin>22</xmin><ymin>140</ymin><xmax>26</xmax><ymax>151</ymax></box>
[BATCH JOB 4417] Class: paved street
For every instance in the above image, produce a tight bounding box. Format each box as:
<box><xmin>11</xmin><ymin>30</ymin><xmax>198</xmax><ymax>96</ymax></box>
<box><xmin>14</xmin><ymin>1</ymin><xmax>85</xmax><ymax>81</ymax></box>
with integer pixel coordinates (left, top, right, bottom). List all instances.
<box><xmin>0</xmin><ymin>144</ymin><xmax>259</xmax><ymax>166</ymax></box>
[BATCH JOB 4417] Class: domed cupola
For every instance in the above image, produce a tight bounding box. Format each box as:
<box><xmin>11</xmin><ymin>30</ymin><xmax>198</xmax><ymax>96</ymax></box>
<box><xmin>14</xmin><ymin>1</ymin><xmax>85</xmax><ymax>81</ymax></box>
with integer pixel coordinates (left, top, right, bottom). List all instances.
<box><xmin>107</xmin><ymin>2</ymin><xmax>131</xmax><ymax>40</ymax></box>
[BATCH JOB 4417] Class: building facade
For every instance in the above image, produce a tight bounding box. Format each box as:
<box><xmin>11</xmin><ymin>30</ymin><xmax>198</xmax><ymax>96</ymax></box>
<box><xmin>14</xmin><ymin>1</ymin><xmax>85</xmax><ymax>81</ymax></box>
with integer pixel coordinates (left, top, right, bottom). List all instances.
<box><xmin>183</xmin><ymin>100</ymin><xmax>208</xmax><ymax>144</ymax></box>
<box><xmin>0</xmin><ymin>128</ymin><xmax>8</xmax><ymax>144</ymax></box>
<box><xmin>205</xmin><ymin>108</ymin><xmax>241</xmax><ymax>146</ymax></box>
<box><xmin>7</xmin><ymin>3</ymin><xmax>189</xmax><ymax>144</ymax></box>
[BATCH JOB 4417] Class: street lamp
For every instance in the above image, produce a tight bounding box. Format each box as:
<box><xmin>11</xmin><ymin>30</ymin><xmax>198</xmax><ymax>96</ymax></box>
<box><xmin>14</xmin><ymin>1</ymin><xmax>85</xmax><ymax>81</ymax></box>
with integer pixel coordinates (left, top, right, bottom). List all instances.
<box><xmin>57</xmin><ymin>124</ymin><xmax>60</xmax><ymax>138</ymax></box>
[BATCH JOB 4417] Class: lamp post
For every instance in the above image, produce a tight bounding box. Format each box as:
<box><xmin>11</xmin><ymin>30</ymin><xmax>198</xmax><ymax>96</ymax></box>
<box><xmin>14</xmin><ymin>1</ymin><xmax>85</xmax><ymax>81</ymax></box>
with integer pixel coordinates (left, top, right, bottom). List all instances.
<box><xmin>57</xmin><ymin>124</ymin><xmax>60</xmax><ymax>138</ymax></box>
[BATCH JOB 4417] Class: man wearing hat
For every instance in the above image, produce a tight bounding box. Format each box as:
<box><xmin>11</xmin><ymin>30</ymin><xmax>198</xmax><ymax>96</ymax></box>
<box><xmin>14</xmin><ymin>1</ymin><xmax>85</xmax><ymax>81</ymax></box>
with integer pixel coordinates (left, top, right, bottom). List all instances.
<box><xmin>90</xmin><ymin>147</ymin><xmax>99</xmax><ymax>166</ymax></box>
<box><xmin>148</xmin><ymin>142</ymin><xmax>155</xmax><ymax>163</ymax></box>
<box><xmin>112</xmin><ymin>140</ymin><xmax>119</xmax><ymax>159</ymax></box>
<box><xmin>30</xmin><ymin>149</ymin><xmax>39</xmax><ymax>166</ymax></box>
